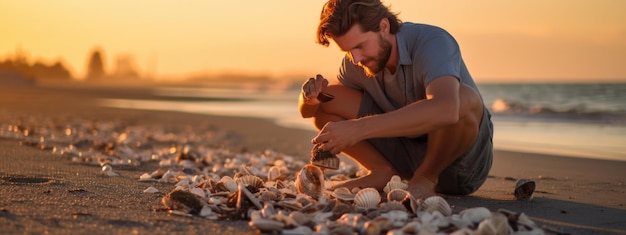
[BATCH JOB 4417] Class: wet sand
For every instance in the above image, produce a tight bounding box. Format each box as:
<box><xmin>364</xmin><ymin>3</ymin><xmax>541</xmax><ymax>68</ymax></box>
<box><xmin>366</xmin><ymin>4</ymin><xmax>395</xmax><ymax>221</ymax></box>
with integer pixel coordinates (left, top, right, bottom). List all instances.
<box><xmin>0</xmin><ymin>82</ymin><xmax>625</xmax><ymax>234</ymax></box>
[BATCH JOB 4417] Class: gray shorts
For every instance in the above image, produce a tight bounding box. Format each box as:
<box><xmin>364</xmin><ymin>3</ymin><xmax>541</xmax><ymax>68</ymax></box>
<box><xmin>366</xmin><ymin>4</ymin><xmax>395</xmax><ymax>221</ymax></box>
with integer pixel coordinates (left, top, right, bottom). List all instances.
<box><xmin>358</xmin><ymin>93</ymin><xmax>493</xmax><ymax>195</ymax></box>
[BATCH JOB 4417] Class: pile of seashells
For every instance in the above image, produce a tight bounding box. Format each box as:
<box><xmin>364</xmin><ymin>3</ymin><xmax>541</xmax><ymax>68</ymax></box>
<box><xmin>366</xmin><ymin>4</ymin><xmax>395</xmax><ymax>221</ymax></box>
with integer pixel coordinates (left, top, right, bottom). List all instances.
<box><xmin>1</xmin><ymin>115</ymin><xmax>548</xmax><ymax>234</ymax></box>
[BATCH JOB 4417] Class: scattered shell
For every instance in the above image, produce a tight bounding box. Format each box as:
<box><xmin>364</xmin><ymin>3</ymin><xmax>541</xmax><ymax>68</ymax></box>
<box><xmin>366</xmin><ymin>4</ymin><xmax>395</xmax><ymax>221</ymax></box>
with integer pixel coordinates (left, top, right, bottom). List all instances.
<box><xmin>422</xmin><ymin>196</ymin><xmax>452</xmax><ymax>216</ymax></box>
<box><xmin>386</xmin><ymin>188</ymin><xmax>410</xmax><ymax>202</ymax></box>
<box><xmin>353</xmin><ymin>188</ymin><xmax>381</xmax><ymax>209</ymax></box>
<box><xmin>143</xmin><ymin>186</ymin><xmax>159</xmax><ymax>193</ymax></box>
<box><xmin>383</xmin><ymin>175</ymin><xmax>408</xmax><ymax>194</ymax></box>
<box><xmin>294</xmin><ymin>164</ymin><xmax>325</xmax><ymax>200</ymax></box>
<box><xmin>2</xmin><ymin>115</ymin><xmax>548</xmax><ymax>235</ymax></box>
<box><xmin>514</xmin><ymin>178</ymin><xmax>536</xmax><ymax>200</ymax></box>
<box><xmin>331</xmin><ymin>187</ymin><xmax>355</xmax><ymax>201</ymax></box>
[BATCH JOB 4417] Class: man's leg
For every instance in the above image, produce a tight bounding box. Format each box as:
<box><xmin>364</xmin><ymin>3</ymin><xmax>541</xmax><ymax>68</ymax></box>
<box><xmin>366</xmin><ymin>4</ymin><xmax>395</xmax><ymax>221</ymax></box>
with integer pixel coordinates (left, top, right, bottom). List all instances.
<box><xmin>312</xmin><ymin>85</ymin><xmax>399</xmax><ymax>190</ymax></box>
<box><xmin>408</xmin><ymin>84</ymin><xmax>486</xmax><ymax>199</ymax></box>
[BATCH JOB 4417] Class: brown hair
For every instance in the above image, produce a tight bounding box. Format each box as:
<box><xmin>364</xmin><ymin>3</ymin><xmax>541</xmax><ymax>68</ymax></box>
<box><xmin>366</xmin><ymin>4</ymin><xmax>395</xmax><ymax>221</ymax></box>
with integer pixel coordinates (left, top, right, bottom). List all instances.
<box><xmin>316</xmin><ymin>0</ymin><xmax>401</xmax><ymax>47</ymax></box>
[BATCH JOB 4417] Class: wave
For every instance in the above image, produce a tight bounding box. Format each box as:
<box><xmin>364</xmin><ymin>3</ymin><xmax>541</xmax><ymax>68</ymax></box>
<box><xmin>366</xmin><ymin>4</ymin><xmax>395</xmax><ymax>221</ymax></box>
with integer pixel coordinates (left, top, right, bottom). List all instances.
<box><xmin>489</xmin><ymin>98</ymin><xmax>626</xmax><ymax>124</ymax></box>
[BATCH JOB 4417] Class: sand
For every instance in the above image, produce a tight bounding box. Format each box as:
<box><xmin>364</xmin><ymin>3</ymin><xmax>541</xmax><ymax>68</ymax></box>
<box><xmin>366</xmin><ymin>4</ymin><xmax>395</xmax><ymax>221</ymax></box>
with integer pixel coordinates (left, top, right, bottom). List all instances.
<box><xmin>0</xmin><ymin>82</ymin><xmax>625</xmax><ymax>235</ymax></box>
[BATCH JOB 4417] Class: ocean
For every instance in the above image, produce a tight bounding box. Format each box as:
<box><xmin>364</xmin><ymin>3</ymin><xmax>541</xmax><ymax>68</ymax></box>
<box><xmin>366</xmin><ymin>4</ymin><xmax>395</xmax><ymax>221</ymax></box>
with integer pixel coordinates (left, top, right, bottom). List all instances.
<box><xmin>100</xmin><ymin>83</ymin><xmax>626</xmax><ymax>162</ymax></box>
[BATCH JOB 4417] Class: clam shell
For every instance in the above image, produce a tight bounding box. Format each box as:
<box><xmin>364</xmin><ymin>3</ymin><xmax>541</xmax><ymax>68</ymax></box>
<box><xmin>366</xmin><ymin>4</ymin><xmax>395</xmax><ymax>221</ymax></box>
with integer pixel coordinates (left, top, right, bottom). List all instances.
<box><xmin>331</xmin><ymin>187</ymin><xmax>355</xmax><ymax>201</ymax></box>
<box><xmin>460</xmin><ymin>207</ymin><xmax>491</xmax><ymax>224</ymax></box>
<box><xmin>383</xmin><ymin>175</ymin><xmax>408</xmax><ymax>194</ymax></box>
<box><xmin>236</xmin><ymin>174</ymin><xmax>264</xmax><ymax>188</ymax></box>
<box><xmin>294</xmin><ymin>164</ymin><xmax>325</xmax><ymax>200</ymax></box>
<box><xmin>353</xmin><ymin>188</ymin><xmax>381</xmax><ymax>209</ymax></box>
<box><xmin>386</xmin><ymin>188</ymin><xmax>410</xmax><ymax>202</ymax></box>
<box><xmin>422</xmin><ymin>196</ymin><xmax>452</xmax><ymax>216</ymax></box>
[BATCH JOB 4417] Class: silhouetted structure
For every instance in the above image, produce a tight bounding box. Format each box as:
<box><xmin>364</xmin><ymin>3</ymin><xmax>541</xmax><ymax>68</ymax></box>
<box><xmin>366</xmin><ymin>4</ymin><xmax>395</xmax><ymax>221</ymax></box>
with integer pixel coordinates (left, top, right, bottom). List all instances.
<box><xmin>86</xmin><ymin>48</ymin><xmax>106</xmax><ymax>79</ymax></box>
<box><xmin>0</xmin><ymin>48</ymin><xmax>72</xmax><ymax>82</ymax></box>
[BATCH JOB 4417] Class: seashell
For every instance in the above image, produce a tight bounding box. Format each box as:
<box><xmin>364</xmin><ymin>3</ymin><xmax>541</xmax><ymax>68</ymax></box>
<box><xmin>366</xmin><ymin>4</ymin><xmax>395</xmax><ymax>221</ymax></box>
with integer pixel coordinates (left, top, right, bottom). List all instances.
<box><xmin>379</xmin><ymin>201</ymin><xmax>407</xmax><ymax>212</ymax></box>
<box><xmin>420</xmin><ymin>210</ymin><xmax>450</xmax><ymax>228</ymax></box>
<box><xmin>383</xmin><ymin>175</ymin><xmax>408</xmax><ymax>194</ymax></box>
<box><xmin>386</xmin><ymin>188</ymin><xmax>410</xmax><ymax>202</ymax></box>
<box><xmin>161</xmin><ymin>189</ymin><xmax>204</xmax><ymax>214</ymax></box>
<box><xmin>361</xmin><ymin>220</ymin><xmax>381</xmax><ymax>235</ymax></box>
<box><xmin>379</xmin><ymin>210</ymin><xmax>410</xmax><ymax>228</ymax></box>
<box><xmin>269</xmin><ymin>210</ymin><xmax>298</xmax><ymax>227</ymax></box>
<box><xmin>331</xmin><ymin>187</ymin><xmax>355</xmax><ymax>201</ymax></box>
<box><xmin>216</xmin><ymin>176</ymin><xmax>238</xmax><ymax>193</ymax></box>
<box><xmin>422</xmin><ymin>195</ymin><xmax>452</xmax><ymax>216</ymax></box>
<box><xmin>353</xmin><ymin>187</ymin><xmax>381</xmax><ymax>209</ymax></box>
<box><xmin>330</xmin><ymin>201</ymin><xmax>354</xmax><ymax>220</ymax></box>
<box><xmin>475</xmin><ymin>212</ymin><xmax>512</xmax><ymax>235</ymax></box>
<box><xmin>460</xmin><ymin>207</ymin><xmax>492</xmax><ymax>224</ymax></box>
<box><xmin>189</xmin><ymin>187</ymin><xmax>210</xmax><ymax>200</ymax></box>
<box><xmin>497</xmin><ymin>208</ymin><xmax>538</xmax><ymax>232</ymax></box>
<box><xmin>143</xmin><ymin>186</ymin><xmax>159</xmax><ymax>193</ymax></box>
<box><xmin>236</xmin><ymin>174</ymin><xmax>264</xmax><ymax>188</ymax></box>
<box><xmin>267</xmin><ymin>166</ymin><xmax>281</xmax><ymax>182</ymax></box>
<box><xmin>248</xmin><ymin>218</ymin><xmax>285</xmax><ymax>233</ymax></box>
<box><xmin>294</xmin><ymin>164</ymin><xmax>325</xmax><ymax>200</ymax></box>
<box><xmin>337</xmin><ymin>213</ymin><xmax>367</xmax><ymax>231</ymax></box>
<box><xmin>310</xmin><ymin>143</ymin><xmax>340</xmax><ymax>170</ymax></box>
<box><xmin>514</xmin><ymin>178</ymin><xmax>536</xmax><ymax>201</ymax></box>
<box><xmin>282</xmin><ymin>226</ymin><xmax>313</xmax><ymax>235</ymax></box>
<box><xmin>260</xmin><ymin>203</ymin><xmax>277</xmax><ymax>218</ymax></box>
<box><xmin>289</xmin><ymin>211</ymin><xmax>313</xmax><ymax>226</ymax></box>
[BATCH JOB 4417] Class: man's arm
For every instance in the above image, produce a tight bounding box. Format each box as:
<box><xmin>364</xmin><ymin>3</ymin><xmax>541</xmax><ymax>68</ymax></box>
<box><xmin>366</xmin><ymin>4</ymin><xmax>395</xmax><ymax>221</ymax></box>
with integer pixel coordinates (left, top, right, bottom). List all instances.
<box><xmin>359</xmin><ymin>75</ymin><xmax>461</xmax><ymax>138</ymax></box>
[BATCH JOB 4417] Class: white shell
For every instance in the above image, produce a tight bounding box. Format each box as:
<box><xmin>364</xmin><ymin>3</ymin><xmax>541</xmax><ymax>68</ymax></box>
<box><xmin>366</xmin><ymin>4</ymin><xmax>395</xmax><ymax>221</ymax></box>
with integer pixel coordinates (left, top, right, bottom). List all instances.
<box><xmin>383</xmin><ymin>177</ymin><xmax>408</xmax><ymax>194</ymax></box>
<box><xmin>331</xmin><ymin>187</ymin><xmax>355</xmax><ymax>201</ymax></box>
<box><xmin>422</xmin><ymin>196</ymin><xmax>452</xmax><ymax>216</ymax></box>
<box><xmin>386</xmin><ymin>188</ymin><xmax>410</xmax><ymax>202</ymax></box>
<box><xmin>476</xmin><ymin>213</ymin><xmax>512</xmax><ymax>235</ymax></box>
<box><xmin>353</xmin><ymin>188</ymin><xmax>381</xmax><ymax>209</ymax></box>
<box><xmin>143</xmin><ymin>186</ymin><xmax>159</xmax><ymax>193</ymax></box>
<box><xmin>459</xmin><ymin>207</ymin><xmax>492</xmax><ymax>224</ymax></box>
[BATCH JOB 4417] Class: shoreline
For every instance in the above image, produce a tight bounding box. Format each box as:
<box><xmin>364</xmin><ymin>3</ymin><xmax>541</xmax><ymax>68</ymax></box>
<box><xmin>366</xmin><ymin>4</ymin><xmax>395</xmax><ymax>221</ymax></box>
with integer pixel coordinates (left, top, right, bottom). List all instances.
<box><xmin>1</xmin><ymin>84</ymin><xmax>625</xmax><ymax>234</ymax></box>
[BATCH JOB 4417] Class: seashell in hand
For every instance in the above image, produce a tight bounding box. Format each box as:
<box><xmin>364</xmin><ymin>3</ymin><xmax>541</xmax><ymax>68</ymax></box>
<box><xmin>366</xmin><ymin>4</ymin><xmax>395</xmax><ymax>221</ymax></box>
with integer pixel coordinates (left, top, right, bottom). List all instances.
<box><xmin>383</xmin><ymin>175</ymin><xmax>408</xmax><ymax>194</ymax></box>
<box><xmin>422</xmin><ymin>196</ymin><xmax>452</xmax><ymax>216</ymax></box>
<box><xmin>353</xmin><ymin>187</ymin><xmax>381</xmax><ymax>209</ymax></box>
<box><xmin>295</xmin><ymin>164</ymin><xmax>325</xmax><ymax>200</ymax></box>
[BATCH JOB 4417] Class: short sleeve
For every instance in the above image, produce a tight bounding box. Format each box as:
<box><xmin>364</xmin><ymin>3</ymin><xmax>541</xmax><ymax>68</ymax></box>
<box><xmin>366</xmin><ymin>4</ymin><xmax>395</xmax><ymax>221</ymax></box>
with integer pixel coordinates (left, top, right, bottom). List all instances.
<box><xmin>337</xmin><ymin>56</ymin><xmax>364</xmax><ymax>91</ymax></box>
<box><xmin>417</xmin><ymin>29</ymin><xmax>462</xmax><ymax>86</ymax></box>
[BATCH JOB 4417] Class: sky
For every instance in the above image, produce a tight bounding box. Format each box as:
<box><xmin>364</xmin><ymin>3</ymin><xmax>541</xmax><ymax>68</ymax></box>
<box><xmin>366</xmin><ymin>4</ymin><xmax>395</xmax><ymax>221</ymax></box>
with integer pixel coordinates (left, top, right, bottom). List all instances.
<box><xmin>1</xmin><ymin>0</ymin><xmax>625</xmax><ymax>83</ymax></box>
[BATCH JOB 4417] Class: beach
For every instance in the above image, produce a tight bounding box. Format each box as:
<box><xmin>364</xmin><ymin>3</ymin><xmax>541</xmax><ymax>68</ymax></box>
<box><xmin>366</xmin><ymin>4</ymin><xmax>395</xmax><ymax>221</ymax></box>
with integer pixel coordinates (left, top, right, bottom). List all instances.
<box><xmin>0</xmin><ymin>82</ymin><xmax>625</xmax><ymax>234</ymax></box>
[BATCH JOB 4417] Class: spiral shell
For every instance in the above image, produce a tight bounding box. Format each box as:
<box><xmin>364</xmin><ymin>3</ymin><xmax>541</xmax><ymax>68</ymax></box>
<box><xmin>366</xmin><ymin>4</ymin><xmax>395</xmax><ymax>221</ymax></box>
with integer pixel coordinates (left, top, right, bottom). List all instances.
<box><xmin>422</xmin><ymin>196</ymin><xmax>452</xmax><ymax>216</ymax></box>
<box><xmin>353</xmin><ymin>188</ymin><xmax>381</xmax><ymax>209</ymax></box>
<box><xmin>294</xmin><ymin>164</ymin><xmax>325</xmax><ymax>200</ymax></box>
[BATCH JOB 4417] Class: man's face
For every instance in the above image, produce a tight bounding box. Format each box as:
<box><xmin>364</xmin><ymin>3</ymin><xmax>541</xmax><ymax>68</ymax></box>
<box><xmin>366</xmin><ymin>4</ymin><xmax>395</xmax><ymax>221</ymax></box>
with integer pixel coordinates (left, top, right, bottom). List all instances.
<box><xmin>334</xmin><ymin>24</ymin><xmax>392</xmax><ymax>77</ymax></box>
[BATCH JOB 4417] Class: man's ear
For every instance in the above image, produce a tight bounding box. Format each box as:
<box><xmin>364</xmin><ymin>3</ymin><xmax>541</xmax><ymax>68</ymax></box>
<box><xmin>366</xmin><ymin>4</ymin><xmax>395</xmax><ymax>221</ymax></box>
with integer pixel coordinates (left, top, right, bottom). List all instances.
<box><xmin>379</xmin><ymin>18</ymin><xmax>390</xmax><ymax>33</ymax></box>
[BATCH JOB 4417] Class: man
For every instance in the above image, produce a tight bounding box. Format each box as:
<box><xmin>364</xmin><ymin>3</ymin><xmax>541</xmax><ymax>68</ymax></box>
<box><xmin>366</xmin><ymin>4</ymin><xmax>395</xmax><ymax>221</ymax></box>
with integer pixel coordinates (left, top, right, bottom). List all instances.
<box><xmin>298</xmin><ymin>0</ymin><xmax>493</xmax><ymax>199</ymax></box>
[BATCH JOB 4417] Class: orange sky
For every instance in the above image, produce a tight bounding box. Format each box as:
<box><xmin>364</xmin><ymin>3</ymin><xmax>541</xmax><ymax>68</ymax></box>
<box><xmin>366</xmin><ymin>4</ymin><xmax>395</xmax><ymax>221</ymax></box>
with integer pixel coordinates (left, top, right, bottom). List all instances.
<box><xmin>1</xmin><ymin>0</ymin><xmax>625</xmax><ymax>83</ymax></box>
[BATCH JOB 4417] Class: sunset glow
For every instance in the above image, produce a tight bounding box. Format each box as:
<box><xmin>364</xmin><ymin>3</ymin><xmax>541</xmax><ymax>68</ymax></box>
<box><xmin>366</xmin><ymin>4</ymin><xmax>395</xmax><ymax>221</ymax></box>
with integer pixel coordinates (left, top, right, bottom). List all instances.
<box><xmin>2</xmin><ymin>0</ymin><xmax>625</xmax><ymax>82</ymax></box>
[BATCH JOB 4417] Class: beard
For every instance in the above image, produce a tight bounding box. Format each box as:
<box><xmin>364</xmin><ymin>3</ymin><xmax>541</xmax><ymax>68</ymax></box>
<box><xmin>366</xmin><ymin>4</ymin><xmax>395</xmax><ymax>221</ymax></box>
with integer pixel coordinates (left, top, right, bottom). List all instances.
<box><xmin>360</xmin><ymin>34</ymin><xmax>392</xmax><ymax>77</ymax></box>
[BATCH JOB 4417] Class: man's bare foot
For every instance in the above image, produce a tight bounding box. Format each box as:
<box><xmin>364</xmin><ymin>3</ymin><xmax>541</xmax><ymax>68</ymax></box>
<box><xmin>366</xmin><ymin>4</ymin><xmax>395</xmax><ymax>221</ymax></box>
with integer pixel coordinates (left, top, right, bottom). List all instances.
<box><xmin>332</xmin><ymin>171</ymin><xmax>394</xmax><ymax>192</ymax></box>
<box><xmin>407</xmin><ymin>175</ymin><xmax>437</xmax><ymax>200</ymax></box>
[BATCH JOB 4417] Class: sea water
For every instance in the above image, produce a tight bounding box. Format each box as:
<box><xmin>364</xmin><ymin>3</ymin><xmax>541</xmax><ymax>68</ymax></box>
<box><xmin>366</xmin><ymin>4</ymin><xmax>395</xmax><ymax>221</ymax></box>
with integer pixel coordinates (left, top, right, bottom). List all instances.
<box><xmin>100</xmin><ymin>83</ymin><xmax>626</xmax><ymax>162</ymax></box>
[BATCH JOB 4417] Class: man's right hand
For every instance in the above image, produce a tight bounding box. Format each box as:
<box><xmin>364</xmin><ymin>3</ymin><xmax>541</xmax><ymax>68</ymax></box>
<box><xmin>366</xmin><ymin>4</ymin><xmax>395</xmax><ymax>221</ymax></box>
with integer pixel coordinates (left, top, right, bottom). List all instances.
<box><xmin>301</xmin><ymin>74</ymin><xmax>329</xmax><ymax>106</ymax></box>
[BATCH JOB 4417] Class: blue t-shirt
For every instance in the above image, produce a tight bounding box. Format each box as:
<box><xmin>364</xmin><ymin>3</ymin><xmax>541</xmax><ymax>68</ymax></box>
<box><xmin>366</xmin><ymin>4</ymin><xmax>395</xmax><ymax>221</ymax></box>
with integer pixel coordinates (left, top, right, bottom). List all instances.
<box><xmin>337</xmin><ymin>22</ymin><xmax>480</xmax><ymax>112</ymax></box>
